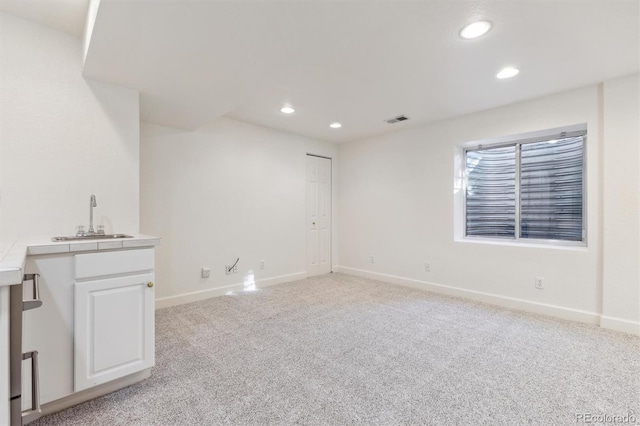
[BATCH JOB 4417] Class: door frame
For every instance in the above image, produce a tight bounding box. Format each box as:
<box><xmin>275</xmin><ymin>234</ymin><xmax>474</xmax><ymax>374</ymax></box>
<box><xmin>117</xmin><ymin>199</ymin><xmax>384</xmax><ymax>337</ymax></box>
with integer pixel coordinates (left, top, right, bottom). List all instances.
<box><xmin>306</xmin><ymin>153</ymin><xmax>333</xmax><ymax>275</ymax></box>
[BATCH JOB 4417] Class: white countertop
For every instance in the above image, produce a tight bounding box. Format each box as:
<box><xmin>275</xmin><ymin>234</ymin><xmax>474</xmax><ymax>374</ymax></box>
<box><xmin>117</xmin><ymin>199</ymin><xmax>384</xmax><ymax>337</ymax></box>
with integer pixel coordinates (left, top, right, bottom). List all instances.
<box><xmin>0</xmin><ymin>234</ymin><xmax>160</xmax><ymax>287</ymax></box>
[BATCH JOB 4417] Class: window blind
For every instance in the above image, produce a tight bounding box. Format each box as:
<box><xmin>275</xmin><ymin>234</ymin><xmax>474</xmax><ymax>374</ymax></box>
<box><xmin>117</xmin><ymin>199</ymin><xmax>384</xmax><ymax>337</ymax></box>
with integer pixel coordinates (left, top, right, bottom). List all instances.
<box><xmin>519</xmin><ymin>136</ymin><xmax>584</xmax><ymax>241</ymax></box>
<box><xmin>465</xmin><ymin>146</ymin><xmax>516</xmax><ymax>237</ymax></box>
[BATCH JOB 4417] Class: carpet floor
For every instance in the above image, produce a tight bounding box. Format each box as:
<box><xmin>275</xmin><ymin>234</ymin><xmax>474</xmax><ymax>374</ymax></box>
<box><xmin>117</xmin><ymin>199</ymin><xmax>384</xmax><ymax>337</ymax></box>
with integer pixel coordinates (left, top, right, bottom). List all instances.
<box><xmin>33</xmin><ymin>273</ymin><xmax>640</xmax><ymax>425</ymax></box>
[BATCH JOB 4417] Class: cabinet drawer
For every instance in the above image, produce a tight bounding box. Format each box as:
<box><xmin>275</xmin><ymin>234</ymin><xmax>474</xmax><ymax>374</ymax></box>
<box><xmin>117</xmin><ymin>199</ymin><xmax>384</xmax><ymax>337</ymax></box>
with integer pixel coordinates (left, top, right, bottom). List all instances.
<box><xmin>75</xmin><ymin>249</ymin><xmax>154</xmax><ymax>280</ymax></box>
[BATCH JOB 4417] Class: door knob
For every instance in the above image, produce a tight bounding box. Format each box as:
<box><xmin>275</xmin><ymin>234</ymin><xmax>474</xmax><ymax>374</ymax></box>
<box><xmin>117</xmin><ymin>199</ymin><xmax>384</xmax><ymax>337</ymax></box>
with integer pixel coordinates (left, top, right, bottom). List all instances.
<box><xmin>147</xmin><ymin>282</ymin><xmax>154</xmax><ymax>288</ymax></box>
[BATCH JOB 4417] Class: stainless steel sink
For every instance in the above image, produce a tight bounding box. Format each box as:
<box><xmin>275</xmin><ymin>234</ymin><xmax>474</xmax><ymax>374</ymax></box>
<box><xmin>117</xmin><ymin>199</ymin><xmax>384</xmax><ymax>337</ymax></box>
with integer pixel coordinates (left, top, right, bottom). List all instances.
<box><xmin>51</xmin><ymin>234</ymin><xmax>133</xmax><ymax>242</ymax></box>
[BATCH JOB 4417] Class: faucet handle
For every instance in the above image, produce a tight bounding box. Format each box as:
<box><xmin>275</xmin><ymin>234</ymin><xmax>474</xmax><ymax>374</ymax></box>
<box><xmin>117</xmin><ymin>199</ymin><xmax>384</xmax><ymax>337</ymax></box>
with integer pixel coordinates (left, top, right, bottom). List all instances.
<box><xmin>76</xmin><ymin>225</ymin><xmax>86</xmax><ymax>236</ymax></box>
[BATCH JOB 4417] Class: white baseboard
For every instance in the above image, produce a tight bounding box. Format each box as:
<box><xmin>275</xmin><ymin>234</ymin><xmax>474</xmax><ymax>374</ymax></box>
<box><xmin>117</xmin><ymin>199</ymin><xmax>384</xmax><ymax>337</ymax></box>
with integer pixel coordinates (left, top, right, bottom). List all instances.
<box><xmin>334</xmin><ymin>266</ymin><xmax>602</xmax><ymax>327</ymax></box>
<box><xmin>42</xmin><ymin>369</ymin><xmax>151</xmax><ymax>416</ymax></box>
<box><xmin>155</xmin><ymin>271</ymin><xmax>307</xmax><ymax>310</ymax></box>
<box><xmin>600</xmin><ymin>315</ymin><xmax>640</xmax><ymax>335</ymax></box>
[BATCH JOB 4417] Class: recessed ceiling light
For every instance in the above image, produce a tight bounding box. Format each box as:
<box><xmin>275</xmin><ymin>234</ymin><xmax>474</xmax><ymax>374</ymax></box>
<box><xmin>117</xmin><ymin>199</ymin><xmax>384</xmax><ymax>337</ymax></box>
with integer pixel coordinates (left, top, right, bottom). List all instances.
<box><xmin>496</xmin><ymin>67</ymin><xmax>519</xmax><ymax>79</ymax></box>
<box><xmin>460</xmin><ymin>21</ymin><xmax>492</xmax><ymax>39</ymax></box>
<box><xmin>280</xmin><ymin>106</ymin><xmax>295</xmax><ymax>114</ymax></box>
<box><xmin>329</xmin><ymin>122</ymin><xmax>342</xmax><ymax>129</ymax></box>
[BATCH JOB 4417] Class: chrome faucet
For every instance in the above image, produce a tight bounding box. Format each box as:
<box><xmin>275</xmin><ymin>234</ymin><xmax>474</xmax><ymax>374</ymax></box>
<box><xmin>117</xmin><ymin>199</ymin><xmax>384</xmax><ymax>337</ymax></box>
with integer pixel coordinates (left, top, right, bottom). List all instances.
<box><xmin>75</xmin><ymin>195</ymin><xmax>103</xmax><ymax>237</ymax></box>
<box><xmin>87</xmin><ymin>195</ymin><xmax>97</xmax><ymax>235</ymax></box>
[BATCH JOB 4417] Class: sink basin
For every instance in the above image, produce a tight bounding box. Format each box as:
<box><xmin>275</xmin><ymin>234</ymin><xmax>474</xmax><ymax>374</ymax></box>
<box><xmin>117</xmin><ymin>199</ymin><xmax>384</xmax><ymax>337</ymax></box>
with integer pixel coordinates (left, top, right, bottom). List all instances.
<box><xmin>51</xmin><ymin>234</ymin><xmax>134</xmax><ymax>242</ymax></box>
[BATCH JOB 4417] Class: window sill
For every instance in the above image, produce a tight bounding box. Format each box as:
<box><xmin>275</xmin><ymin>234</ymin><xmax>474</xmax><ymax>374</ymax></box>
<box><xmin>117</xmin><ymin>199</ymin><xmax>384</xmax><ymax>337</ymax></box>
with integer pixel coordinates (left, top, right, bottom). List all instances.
<box><xmin>455</xmin><ymin>237</ymin><xmax>588</xmax><ymax>251</ymax></box>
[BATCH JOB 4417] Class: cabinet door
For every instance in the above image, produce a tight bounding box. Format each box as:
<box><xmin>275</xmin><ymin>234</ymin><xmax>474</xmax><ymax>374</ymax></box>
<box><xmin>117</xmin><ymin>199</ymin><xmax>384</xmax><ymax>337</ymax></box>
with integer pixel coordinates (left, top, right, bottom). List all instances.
<box><xmin>74</xmin><ymin>273</ymin><xmax>154</xmax><ymax>392</ymax></box>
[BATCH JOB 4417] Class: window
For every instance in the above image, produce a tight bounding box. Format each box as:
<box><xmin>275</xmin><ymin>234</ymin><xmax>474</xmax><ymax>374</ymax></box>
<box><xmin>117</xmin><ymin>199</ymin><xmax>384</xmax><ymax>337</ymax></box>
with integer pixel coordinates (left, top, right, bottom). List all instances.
<box><xmin>464</xmin><ymin>131</ymin><xmax>586</xmax><ymax>243</ymax></box>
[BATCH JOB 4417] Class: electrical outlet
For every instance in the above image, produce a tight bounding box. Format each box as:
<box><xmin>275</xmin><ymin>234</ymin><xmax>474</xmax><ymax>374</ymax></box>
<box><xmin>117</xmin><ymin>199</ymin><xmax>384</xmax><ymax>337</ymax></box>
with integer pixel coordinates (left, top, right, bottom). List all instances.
<box><xmin>424</xmin><ymin>262</ymin><xmax>431</xmax><ymax>272</ymax></box>
<box><xmin>260</xmin><ymin>260</ymin><xmax>265</xmax><ymax>270</ymax></box>
<box><xmin>535</xmin><ymin>277</ymin><xmax>544</xmax><ymax>289</ymax></box>
<box><xmin>201</xmin><ymin>267</ymin><xmax>210</xmax><ymax>278</ymax></box>
<box><xmin>370</xmin><ymin>255</ymin><xmax>376</xmax><ymax>264</ymax></box>
<box><xmin>226</xmin><ymin>258</ymin><xmax>240</xmax><ymax>275</ymax></box>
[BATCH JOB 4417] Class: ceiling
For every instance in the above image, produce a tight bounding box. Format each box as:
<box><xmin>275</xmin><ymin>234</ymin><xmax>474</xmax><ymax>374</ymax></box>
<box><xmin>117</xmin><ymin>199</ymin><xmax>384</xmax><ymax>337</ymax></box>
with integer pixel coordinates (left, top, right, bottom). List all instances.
<box><xmin>5</xmin><ymin>1</ymin><xmax>640</xmax><ymax>144</ymax></box>
<box><xmin>0</xmin><ymin>0</ymin><xmax>88</xmax><ymax>37</ymax></box>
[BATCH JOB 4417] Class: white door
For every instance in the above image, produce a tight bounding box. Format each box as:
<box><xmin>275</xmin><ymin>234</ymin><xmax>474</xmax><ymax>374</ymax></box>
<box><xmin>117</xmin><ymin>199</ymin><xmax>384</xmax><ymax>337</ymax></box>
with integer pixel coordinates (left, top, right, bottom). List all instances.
<box><xmin>74</xmin><ymin>273</ymin><xmax>155</xmax><ymax>391</ymax></box>
<box><xmin>307</xmin><ymin>155</ymin><xmax>332</xmax><ymax>276</ymax></box>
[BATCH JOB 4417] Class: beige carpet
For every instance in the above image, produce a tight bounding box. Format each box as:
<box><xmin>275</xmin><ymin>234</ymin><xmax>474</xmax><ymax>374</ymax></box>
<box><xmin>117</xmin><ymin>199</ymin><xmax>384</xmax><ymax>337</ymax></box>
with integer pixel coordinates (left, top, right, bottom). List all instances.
<box><xmin>33</xmin><ymin>273</ymin><xmax>640</xmax><ymax>425</ymax></box>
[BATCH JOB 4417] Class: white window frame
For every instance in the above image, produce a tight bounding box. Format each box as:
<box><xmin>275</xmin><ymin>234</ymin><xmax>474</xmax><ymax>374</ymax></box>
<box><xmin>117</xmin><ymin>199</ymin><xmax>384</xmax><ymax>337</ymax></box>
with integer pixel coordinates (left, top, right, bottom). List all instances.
<box><xmin>457</xmin><ymin>124</ymin><xmax>588</xmax><ymax>248</ymax></box>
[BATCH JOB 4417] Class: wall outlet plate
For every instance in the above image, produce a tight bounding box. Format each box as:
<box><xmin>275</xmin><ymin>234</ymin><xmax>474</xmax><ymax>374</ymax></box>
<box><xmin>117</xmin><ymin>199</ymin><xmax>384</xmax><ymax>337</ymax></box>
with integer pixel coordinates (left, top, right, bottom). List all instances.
<box><xmin>535</xmin><ymin>277</ymin><xmax>544</xmax><ymax>289</ymax></box>
<box><xmin>370</xmin><ymin>255</ymin><xmax>375</xmax><ymax>264</ymax></box>
<box><xmin>260</xmin><ymin>260</ymin><xmax>265</xmax><ymax>270</ymax></box>
<box><xmin>201</xmin><ymin>267</ymin><xmax>210</xmax><ymax>278</ymax></box>
<box><xmin>424</xmin><ymin>262</ymin><xmax>431</xmax><ymax>272</ymax></box>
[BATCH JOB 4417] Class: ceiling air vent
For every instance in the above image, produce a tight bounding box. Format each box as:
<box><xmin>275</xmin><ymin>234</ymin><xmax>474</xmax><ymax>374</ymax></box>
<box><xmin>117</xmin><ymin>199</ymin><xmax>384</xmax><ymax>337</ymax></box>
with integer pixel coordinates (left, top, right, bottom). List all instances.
<box><xmin>385</xmin><ymin>115</ymin><xmax>410</xmax><ymax>124</ymax></box>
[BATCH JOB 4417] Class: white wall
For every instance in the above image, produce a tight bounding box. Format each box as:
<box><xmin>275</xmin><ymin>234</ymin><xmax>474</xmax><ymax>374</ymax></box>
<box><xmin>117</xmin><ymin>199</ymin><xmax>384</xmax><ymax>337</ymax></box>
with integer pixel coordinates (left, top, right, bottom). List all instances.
<box><xmin>338</xmin><ymin>79</ymin><xmax>639</xmax><ymax>334</ymax></box>
<box><xmin>140</xmin><ymin>118</ymin><xmax>337</xmax><ymax>305</ymax></box>
<box><xmin>601</xmin><ymin>74</ymin><xmax>640</xmax><ymax>334</ymax></box>
<box><xmin>0</xmin><ymin>12</ymin><xmax>140</xmax><ymax>239</ymax></box>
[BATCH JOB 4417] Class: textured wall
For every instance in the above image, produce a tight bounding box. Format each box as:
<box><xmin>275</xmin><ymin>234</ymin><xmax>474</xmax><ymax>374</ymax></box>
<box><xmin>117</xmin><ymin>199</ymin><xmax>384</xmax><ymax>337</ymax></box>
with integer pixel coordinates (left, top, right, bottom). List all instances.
<box><xmin>601</xmin><ymin>74</ymin><xmax>640</xmax><ymax>333</ymax></box>
<box><xmin>336</xmin><ymin>83</ymin><xmax>635</xmax><ymax>329</ymax></box>
<box><xmin>0</xmin><ymin>12</ymin><xmax>140</xmax><ymax>239</ymax></box>
<box><xmin>140</xmin><ymin>118</ymin><xmax>337</xmax><ymax>301</ymax></box>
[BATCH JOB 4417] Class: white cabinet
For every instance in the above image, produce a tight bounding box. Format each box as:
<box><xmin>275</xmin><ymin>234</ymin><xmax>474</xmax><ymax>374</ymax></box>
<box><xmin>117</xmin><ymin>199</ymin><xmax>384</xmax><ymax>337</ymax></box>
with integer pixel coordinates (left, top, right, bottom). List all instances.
<box><xmin>73</xmin><ymin>249</ymin><xmax>155</xmax><ymax>392</ymax></box>
<box><xmin>1</xmin><ymin>286</ymin><xmax>10</xmax><ymax>426</ymax></box>
<box><xmin>23</xmin><ymin>254</ymin><xmax>75</xmax><ymax>407</ymax></box>
<box><xmin>21</xmin><ymin>247</ymin><xmax>155</xmax><ymax>410</ymax></box>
